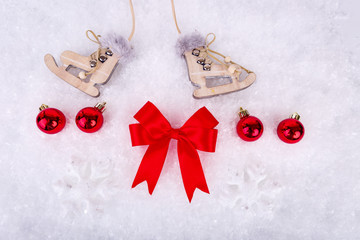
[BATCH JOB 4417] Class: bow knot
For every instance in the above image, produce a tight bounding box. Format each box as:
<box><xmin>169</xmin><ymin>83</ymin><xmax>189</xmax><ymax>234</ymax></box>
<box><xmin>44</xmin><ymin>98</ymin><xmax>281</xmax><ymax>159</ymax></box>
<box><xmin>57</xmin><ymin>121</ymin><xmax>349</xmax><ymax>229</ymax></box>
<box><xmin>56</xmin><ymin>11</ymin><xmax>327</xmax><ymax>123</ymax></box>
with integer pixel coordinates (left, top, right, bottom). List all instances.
<box><xmin>129</xmin><ymin>102</ymin><xmax>219</xmax><ymax>202</ymax></box>
<box><xmin>170</xmin><ymin>128</ymin><xmax>180</xmax><ymax>140</ymax></box>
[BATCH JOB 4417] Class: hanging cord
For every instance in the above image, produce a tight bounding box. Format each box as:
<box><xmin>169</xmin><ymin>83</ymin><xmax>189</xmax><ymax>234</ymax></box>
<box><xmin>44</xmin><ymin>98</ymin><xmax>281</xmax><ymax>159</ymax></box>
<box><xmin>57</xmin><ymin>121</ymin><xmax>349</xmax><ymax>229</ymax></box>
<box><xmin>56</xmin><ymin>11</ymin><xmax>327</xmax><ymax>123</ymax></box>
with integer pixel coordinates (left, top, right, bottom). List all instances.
<box><xmin>128</xmin><ymin>0</ymin><xmax>135</xmax><ymax>41</ymax></box>
<box><xmin>171</xmin><ymin>0</ymin><xmax>181</xmax><ymax>34</ymax></box>
<box><xmin>204</xmin><ymin>33</ymin><xmax>252</xmax><ymax>74</ymax></box>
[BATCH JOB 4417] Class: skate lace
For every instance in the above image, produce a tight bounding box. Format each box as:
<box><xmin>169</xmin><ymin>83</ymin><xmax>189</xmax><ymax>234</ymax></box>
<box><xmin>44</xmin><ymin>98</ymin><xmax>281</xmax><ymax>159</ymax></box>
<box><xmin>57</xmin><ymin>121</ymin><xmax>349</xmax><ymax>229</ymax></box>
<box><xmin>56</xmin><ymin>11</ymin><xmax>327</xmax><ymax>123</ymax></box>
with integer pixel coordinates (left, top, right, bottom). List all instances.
<box><xmin>85</xmin><ymin>30</ymin><xmax>102</xmax><ymax>77</ymax></box>
<box><xmin>204</xmin><ymin>33</ymin><xmax>252</xmax><ymax>74</ymax></box>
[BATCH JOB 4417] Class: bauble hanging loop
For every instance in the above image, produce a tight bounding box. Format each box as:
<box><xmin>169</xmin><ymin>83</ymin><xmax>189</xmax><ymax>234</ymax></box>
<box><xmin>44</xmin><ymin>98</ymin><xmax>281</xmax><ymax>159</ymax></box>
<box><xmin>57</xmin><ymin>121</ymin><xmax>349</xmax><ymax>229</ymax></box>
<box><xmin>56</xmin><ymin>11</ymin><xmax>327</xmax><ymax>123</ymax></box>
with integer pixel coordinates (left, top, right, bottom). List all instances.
<box><xmin>75</xmin><ymin>102</ymin><xmax>106</xmax><ymax>133</ymax></box>
<box><xmin>36</xmin><ymin>104</ymin><xmax>66</xmax><ymax>134</ymax></box>
<box><xmin>277</xmin><ymin>112</ymin><xmax>305</xmax><ymax>144</ymax></box>
<box><xmin>236</xmin><ymin>107</ymin><xmax>263</xmax><ymax>142</ymax></box>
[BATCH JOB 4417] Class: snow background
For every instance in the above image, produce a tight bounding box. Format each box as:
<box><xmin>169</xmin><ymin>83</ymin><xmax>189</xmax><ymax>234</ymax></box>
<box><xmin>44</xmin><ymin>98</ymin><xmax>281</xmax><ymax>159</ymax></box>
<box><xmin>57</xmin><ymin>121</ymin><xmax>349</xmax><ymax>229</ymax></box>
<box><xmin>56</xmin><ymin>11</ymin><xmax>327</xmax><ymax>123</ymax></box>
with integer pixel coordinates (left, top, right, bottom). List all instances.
<box><xmin>1</xmin><ymin>0</ymin><xmax>359</xmax><ymax>239</ymax></box>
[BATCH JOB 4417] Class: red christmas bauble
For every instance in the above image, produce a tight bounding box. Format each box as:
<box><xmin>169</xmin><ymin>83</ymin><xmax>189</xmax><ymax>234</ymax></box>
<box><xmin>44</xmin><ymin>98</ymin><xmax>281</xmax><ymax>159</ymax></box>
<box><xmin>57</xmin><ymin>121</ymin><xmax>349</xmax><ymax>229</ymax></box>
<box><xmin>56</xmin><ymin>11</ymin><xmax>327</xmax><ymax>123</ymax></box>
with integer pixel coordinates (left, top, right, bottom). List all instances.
<box><xmin>75</xmin><ymin>102</ymin><xmax>106</xmax><ymax>133</ymax></box>
<box><xmin>277</xmin><ymin>113</ymin><xmax>304</xmax><ymax>144</ymax></box>
<box><xmin>36</xmin><ymin>104</ymin><xmax>66</xmax><ymax>134</ymax></box>
<box><xmin>236</xmin><ymin>108</ymin><xmax>263</xmax><ymax>142</ymax></box>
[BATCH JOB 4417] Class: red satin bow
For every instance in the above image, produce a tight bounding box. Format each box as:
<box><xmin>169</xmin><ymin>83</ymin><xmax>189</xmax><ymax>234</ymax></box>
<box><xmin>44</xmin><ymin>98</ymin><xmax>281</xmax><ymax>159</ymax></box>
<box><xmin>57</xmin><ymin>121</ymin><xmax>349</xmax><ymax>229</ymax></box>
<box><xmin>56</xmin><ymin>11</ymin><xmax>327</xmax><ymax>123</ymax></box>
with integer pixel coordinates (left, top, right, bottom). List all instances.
<box><xmin>129</xmin><ymin>101</ymin><xmax>218</xmax><ymax>202</ymax></box>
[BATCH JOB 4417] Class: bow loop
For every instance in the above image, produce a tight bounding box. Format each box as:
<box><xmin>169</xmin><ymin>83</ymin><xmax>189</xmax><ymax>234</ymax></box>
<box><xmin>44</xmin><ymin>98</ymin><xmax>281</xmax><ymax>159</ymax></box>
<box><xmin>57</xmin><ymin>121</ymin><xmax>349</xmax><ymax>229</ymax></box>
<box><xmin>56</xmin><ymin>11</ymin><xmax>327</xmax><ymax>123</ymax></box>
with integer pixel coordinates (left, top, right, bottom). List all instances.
<box><xmin>181</xmin><ymin>106</ymin><xmax>219</xmax><ymax>129</ymax></box>
<box><xmin>179</xmin><ymin>127</ymin><xmax>218</xmax><ymax>152</ymax></box>
<box><xmin>129</xmin><ymin>102</ymin><xmax>218</xmax><ymax>202</ymax></box>
<box><xmin>134</xmin><ymin>101</ymin><xmax>172</xmax><ymax>140</ymax></box>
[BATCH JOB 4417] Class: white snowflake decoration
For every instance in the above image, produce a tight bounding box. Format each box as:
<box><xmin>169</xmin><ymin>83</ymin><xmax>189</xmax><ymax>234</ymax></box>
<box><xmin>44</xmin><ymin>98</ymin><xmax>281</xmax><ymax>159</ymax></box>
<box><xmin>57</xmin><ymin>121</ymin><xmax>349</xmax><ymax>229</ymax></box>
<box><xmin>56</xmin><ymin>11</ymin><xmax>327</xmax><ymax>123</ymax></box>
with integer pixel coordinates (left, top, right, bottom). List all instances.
<box><xmin>221</xmin><ymin>162</ymin><xmax>282</xmax><ymax>218</ymax></box>
<box><xmin>53</xmin><ymin>156</ymin><xmax>121</xmax><ymax>217</ymax></box>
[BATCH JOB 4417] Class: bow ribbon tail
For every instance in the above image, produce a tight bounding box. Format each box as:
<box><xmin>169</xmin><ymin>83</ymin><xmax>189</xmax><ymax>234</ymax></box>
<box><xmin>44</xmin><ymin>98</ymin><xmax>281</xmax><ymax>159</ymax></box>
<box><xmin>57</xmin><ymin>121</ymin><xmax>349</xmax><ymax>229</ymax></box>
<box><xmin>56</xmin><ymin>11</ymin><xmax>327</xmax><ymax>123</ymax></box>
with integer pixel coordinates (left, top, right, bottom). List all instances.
<box><xmin>177</xmin><ymin>138</ymin><xmax>209</xmax><ymax>202</ymax></box>
<box><xmin>132</xmin><ymin>138</ymin><xmax>171</xmax><ymax>194</ymax></box>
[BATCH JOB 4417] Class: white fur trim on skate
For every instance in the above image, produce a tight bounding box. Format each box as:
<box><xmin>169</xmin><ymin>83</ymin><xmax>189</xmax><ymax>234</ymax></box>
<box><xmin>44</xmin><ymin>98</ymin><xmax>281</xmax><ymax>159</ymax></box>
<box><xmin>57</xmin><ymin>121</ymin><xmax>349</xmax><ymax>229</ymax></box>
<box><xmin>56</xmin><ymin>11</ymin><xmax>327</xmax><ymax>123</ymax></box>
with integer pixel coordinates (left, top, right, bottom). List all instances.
<box><xmin>175</xmin><ymin>32</ymin><xmax>204</xmax><ymax>56</ymax></box>
<box><xmin>100</xmin><ymin>33</ymin><xmax>133</xmax><ymax>63</ymax></box>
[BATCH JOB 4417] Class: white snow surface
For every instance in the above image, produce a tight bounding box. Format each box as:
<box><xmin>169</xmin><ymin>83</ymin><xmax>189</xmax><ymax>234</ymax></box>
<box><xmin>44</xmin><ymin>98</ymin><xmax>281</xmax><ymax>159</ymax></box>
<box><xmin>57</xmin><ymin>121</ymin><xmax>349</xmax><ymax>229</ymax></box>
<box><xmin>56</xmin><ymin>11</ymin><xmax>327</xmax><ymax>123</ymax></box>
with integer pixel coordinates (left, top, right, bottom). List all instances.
<box><xmin>0</xmin><ymin>0</ymin><xmax>359</xmax><ymax>239</ymax></box>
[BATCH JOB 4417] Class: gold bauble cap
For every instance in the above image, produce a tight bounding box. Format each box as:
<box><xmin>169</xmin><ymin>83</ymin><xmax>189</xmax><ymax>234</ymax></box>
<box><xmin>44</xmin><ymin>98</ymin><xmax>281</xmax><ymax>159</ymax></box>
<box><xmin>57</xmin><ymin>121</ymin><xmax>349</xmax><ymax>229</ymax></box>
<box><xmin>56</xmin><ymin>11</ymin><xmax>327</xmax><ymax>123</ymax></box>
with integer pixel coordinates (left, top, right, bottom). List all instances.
<box><xmin>39</xmin><ymin>104</ymin><xmax>49</xmax><ymax>111</ymax></box>
<box><xmin>94</xmin><ymin>102</ymin><xmax>106</xmax><ymax>113</ymax></box>
<box><xmin>238</xmin><ymin>107</ymin><xmax>250</xmax><ymax>118</ymax></box>
<box><xmin>290</xmin><ymin>112</ymin><xmax>300</xmax><ymax>120</ymax></box>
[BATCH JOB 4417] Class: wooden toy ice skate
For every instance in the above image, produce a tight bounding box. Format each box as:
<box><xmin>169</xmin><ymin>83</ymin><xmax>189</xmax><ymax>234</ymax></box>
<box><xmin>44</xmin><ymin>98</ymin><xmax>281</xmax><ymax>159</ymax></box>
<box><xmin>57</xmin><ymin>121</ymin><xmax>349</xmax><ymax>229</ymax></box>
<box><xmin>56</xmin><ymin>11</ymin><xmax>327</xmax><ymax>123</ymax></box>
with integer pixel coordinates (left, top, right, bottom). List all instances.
<box><xmin>44</xmin><ymin>0</ymin><xmax>135</xmax><ymax>97</ymax></box>
<box><xmin>171</xmin><ymin>0</ymin><xmax>256</xmax><ymax>99</ymax></box>
<box><xmin>44</xmin><ymin>31</ymin><xmax>119</xmax><ymax>97</ymax></box>
<box><xmin>184</xmin><ymin>34</ymin><xmax>256</xmax><ymax>99</ymax></box>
